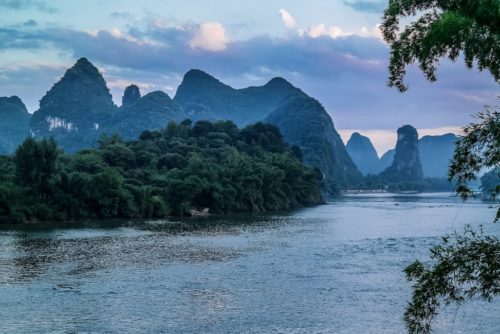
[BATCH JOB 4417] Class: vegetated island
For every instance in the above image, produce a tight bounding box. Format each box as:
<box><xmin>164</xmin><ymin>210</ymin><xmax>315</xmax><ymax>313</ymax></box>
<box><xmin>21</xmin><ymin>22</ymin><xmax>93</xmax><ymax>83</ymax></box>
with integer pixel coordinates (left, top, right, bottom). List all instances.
<box><xmin>0</xmin><ymin>120</ymin><xmax>323</xmax><ymax>224</ymax></box>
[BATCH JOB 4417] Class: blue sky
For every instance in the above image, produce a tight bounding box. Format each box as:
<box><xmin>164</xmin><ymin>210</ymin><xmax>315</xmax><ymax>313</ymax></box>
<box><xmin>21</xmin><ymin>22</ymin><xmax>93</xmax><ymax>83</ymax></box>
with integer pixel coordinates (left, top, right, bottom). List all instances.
<box><xmin>0</xmin><ymin>0</ymin><xmax>498</xmax><ymax>154</ymax></box>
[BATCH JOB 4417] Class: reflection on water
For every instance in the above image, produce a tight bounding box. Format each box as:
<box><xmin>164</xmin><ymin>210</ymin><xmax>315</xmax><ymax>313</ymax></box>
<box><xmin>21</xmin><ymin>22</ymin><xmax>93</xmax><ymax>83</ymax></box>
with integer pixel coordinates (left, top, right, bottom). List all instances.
<box><xmin>0</xmin><ymin>193</ymin><xmax>499</xmax><ymax>333</ymax></box>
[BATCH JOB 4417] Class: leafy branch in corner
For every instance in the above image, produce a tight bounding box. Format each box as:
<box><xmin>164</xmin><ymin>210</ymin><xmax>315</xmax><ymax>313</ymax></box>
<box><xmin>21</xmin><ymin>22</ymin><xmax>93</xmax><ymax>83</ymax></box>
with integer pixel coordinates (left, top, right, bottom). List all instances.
<box><xmin>381</xmin><ymin>0</ymin><xmax>500</xmax><ymax>91</ymax></box>
<box><xmin>404</xmin><ymin>227</ymin><xmax>500</xmax><ymax>334</ymax></box>
<box><xmin>449</xmin><ymin>105</ymin><xmax>500</xmax><ymax>222</ymax></box>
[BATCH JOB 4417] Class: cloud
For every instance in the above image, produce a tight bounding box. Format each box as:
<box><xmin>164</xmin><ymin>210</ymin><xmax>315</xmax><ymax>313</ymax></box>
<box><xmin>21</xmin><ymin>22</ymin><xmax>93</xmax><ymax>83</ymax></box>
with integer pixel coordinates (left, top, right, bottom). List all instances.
<box><xmin>359</xmin><ymin>24</ymin><xmax>383</xmax><ymax>40</ymax></box>
<box><xmin>343</xmin><ymin>0</ymin><xmax>387</xmax><ymax>14</ymax></box>
<box><xmin>301</xmin><ymin>23</ymin><xmax>348</xmax><ymax>39</ymax></box>
<box><xmin>0</xmin><ymin>62</ymin><xmax>67</xmax><ymax>112</ymax></box>
<box><xmin>189</xmin><ymin>22</ymin><xmax>229</xmax><ymax>52</ymax></box>
<box><xmin>0</xmin><ymin>0</ymin><xmax>57</xmax><ymax>13</ymax></box>
<box><xmin>0</xmin><ymin>18</ymin><xmax>497</xmax><ymax>131</ymax></box>
<box><xmin>279</xmin><ymin>9</ymin><xmax>296</xmax><ymax>29</ymax></box>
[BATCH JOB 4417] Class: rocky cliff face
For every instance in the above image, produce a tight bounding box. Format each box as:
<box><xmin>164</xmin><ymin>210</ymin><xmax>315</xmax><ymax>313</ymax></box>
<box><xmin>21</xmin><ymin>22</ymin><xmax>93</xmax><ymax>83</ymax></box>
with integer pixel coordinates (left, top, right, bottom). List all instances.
<box><xmin>0</xmin><ymin>96</ymin><xmax>31</xmax><ymax>154</ymax></box>
<box><xmin>379</xmin><ymin>125</ymin><xmax>423</xmax><ymax>182</ymax></box>
<box><xmin>30</xmin><ymin>57</ymin><xmax>117</xmax><ymax>152</ymax></box>
<box><xmin>346</xmin><ymin>132</ymin><xmax>381</xmax><ymax>175</ymax></box>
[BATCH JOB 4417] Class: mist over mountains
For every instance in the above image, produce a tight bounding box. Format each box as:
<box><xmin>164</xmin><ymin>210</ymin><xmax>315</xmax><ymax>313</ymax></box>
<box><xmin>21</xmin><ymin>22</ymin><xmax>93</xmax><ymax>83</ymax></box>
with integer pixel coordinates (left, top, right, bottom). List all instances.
<box><xmin>0</xmin><ymin>57</ymin><xmax>364</xmax><ymax>193</ymax></box>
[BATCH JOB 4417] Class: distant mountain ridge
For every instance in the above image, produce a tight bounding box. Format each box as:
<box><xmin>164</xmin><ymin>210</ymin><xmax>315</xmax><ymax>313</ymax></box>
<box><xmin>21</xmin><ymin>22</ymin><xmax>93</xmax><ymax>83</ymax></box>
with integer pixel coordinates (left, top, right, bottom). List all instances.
<box><xmin>419</xmin><ymin>133</ymin><xmax>457</xmax><ymax>177</ymax></box>
<box><xmin>0</xmin><ymin>58</ymin><xmax>363</xmax><ymax>193</ymax></box>
<box><xmin>346</xmin><ymin>132</ymin><xmax>380</xmax><ymax>175</ymax></box>
<box><xmin>174</xmin><ymin>70</ymin><xmax>305</xmax><ymax>126</ymax></box>
<box><xmin>345</xmin><ymin>129</ymin><xmax>458</xmax><ymax>179</ymax></box>
<box><xmin>374</xmin><ymin>133</ymin><xmax>457</xmax><ymax>178</ymax></box>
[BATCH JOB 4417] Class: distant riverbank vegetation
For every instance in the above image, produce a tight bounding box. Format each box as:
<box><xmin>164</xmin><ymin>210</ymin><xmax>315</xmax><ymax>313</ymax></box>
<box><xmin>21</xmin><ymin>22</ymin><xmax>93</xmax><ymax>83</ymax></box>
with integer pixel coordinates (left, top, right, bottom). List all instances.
<box><xmin>0</xmin><ymin>120</ymin><xmax>323</xmax><ymax>223</ymax></box>
<box><xmin>360</xmin><ymin>175</ymin><xmax>456</xmax><ymax>193</ymax></box>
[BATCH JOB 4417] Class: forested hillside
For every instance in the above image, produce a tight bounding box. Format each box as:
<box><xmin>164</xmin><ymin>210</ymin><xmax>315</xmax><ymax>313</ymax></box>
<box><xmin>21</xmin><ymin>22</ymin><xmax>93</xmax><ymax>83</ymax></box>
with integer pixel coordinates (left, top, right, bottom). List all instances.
<box><xmin>0</xmin><ymin>120</ymin><xmax>322</xmax><ymax>223</ymax></box>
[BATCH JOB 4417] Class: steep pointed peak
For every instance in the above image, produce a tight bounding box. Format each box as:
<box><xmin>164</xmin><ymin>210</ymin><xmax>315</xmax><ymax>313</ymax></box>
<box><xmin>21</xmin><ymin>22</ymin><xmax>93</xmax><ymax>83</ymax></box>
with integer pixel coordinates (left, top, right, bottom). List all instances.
<box><xmin>175</xmin><ymin>69</ymin><xmax>233</xmax><ymax>102</ymax></box>
<box><xmin>182</xmin><ymin>69</ymin><xmax>224</xmax><ymax>85</ymax></box>
<box><xmin>263</xmin><ymin>76</ymin><xmax>299</xmax><ymax>91</ymax></box>
<box><xmin>70</xmin><ymin>57</ymin><xmax>101</xmax><ymax>74</ymax></box>
<box><xmin>75</xmin><ymin>57</ymin><xmax>92</xmax><ymax>66</ymax></box>
<box><xmin>347</xmin><ymin>132</ymin><xmax>377</xmax><ymax>152</ymax></box>
<box><xmin>36</xmin><ymin>55</ymin><xmax>114</xmax><ymax>119</ymax></box>
<box><xmin>267</xmin><ymin>76</ymin><xmax>291</xmax><ymax>85</ymax></box>
<box><xmin>347</xmin><ymin>132</ymin><xmax>375</xmax><ymax>149</ymax></box>
<box><xmin>122</xmin><ymin>84</ymin><xmax>141</xmax><ymax>106</ymax></box>
<box><xmin>349</xmin><ymin>132</ymin><xmax>363</xmax><ymax>139</ymax></box>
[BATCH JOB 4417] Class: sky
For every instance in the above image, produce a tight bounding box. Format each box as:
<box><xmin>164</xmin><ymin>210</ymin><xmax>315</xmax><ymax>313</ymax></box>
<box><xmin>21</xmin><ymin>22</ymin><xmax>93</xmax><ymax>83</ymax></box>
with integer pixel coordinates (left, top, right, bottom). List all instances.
<box><xmin>0</xmin><ymin>0</ymin><xmax>498</xmax><ymax>155</ymax></box>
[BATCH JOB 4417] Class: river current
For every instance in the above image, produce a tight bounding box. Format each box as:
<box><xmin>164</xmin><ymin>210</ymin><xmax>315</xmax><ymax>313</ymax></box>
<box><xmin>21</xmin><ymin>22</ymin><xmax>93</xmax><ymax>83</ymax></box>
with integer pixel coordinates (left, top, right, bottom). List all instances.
<box><xmin>0</xmin><ymin>193</ymin><xmax>499</xmax><ymax>333</ymax></box>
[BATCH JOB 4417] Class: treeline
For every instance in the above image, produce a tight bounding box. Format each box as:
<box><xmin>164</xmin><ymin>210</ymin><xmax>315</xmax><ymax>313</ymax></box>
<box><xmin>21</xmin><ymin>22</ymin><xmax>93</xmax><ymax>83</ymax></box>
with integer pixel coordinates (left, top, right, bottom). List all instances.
<box><xmin>0</xmin><ymin>120</ymin><xmax>322</xmax><ymax>223</ymax></box>
<box><xmin>361</xmin><ymin>175</ymin><xmax>456</xmax><ymax>192</ymax></box>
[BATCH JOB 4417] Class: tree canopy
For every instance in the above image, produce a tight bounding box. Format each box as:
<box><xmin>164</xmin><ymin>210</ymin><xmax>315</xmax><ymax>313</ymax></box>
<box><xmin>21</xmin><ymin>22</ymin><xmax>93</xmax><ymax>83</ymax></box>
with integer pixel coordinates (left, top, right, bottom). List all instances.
<box><xmin>381</xmin><ymin>0</ymin><xmax>500</xmax><ymax>91</ymax></box>
<box><xmin>0</xmin><ymin>120</ymin><xmax>322</xmax><ymax>223</ymax></box>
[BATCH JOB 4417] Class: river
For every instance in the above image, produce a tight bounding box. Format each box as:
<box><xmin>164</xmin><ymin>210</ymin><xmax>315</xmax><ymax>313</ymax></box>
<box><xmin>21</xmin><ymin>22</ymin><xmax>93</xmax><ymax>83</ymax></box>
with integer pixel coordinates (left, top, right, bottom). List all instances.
<box><xmin>0</xmin><ymin>193</ymin><xmax>499</xmax><ymax>333</ymax></box>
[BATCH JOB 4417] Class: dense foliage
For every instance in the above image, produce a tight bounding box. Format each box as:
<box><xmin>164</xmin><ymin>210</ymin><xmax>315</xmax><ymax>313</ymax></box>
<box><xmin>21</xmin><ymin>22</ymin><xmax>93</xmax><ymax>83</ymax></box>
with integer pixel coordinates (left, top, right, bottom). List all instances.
<box><xmin>0</xmin><ymin>120</ymin><xmax>322</xmax><ymax>223</ymax></box>
<box><xmin>381</xmin><ymin>0</ymin><xmax>500</xmax><ymax>91</ymax></box>
<box><xmin>361</xmin><ymin>175</ymin><xmax>455</xmax><ymax>192</ymax></box>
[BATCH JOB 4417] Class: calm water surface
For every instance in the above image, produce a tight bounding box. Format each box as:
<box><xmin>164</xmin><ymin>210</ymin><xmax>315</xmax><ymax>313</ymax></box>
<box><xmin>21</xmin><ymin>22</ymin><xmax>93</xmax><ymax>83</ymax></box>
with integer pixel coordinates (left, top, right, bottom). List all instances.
<box><xmin>0</xmin><ymin>193</ymin><xmax>499</xmax><ymax>333</ymax></box>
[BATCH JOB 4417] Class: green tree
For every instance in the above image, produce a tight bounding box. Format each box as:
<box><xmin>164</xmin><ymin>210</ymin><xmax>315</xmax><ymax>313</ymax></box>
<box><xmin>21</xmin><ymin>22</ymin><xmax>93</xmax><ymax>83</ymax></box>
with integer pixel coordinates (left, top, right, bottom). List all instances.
<box><xmin>381</xmin><ymin>0</ymin><xmax>499</xmax><ymax>91</ymax></box>
<box><xmin>15</xmin><ymin>137</ymin><xmax>59</xmax><ymax>197</ymax></box>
